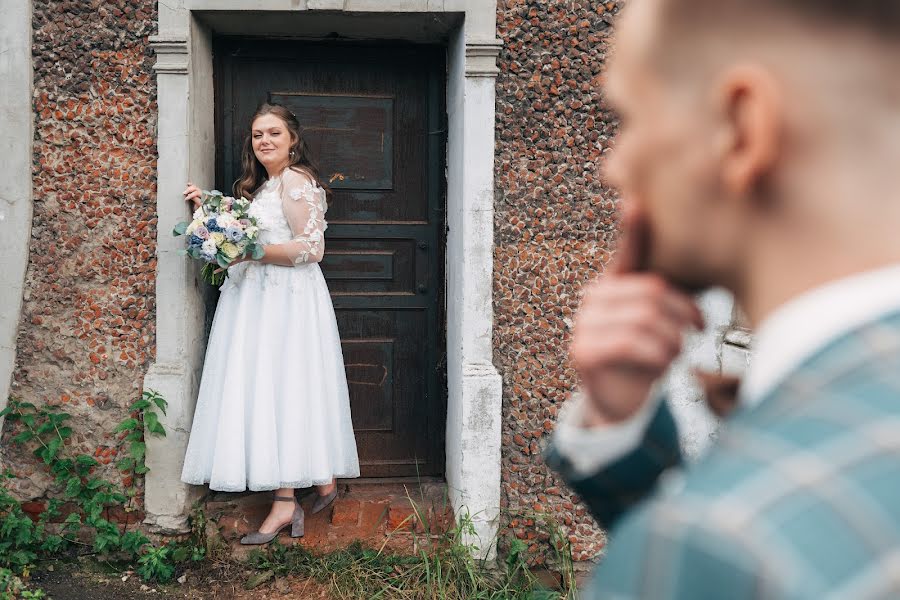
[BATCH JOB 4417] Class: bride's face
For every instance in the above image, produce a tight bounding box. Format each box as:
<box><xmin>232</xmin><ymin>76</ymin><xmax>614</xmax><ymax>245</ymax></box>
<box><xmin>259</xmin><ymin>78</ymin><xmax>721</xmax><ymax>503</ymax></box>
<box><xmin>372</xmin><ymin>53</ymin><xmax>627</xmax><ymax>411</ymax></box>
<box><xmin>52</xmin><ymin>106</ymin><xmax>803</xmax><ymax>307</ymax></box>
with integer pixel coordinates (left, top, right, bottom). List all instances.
<box><xmin>251</xmin><ymin>113</ymin><xmax>293</xmax><ymax>172</ymax></box>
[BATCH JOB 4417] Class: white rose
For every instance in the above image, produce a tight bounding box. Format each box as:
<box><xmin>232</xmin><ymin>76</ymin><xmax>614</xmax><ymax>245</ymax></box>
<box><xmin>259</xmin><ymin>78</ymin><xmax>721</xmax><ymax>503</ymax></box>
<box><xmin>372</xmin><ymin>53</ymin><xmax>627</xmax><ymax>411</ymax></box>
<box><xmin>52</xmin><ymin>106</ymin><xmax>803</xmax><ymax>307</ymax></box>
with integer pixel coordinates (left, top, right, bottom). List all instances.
<box><xmin>217</xmin><ymin>213</ymin><xmax>237</xmax><ymax>227</ymax></box>
<box><xmin>201</xmin><ymin>239</ymin><xmax>217</xmax><ymax>259</ymax></box>
<box><xmin>186</xmin><ymin>219</ymin><xmax>201</xmax><ymax>235</ymax></box>
<box><xmin>192</xmin><ymin>206</ymin><xmax>205</xmax><ymax>221</ymax></box>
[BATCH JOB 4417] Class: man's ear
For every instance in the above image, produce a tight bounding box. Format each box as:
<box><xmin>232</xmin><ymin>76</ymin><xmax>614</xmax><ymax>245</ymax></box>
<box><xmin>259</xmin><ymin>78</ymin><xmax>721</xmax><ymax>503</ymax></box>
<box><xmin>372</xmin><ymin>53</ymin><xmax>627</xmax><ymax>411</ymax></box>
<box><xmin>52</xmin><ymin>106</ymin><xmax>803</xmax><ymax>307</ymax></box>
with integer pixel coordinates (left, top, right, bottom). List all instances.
<box><xmin>714</xmin><ymin>64</ymin><xmax>783</xmax><ymax>197</ymax></box>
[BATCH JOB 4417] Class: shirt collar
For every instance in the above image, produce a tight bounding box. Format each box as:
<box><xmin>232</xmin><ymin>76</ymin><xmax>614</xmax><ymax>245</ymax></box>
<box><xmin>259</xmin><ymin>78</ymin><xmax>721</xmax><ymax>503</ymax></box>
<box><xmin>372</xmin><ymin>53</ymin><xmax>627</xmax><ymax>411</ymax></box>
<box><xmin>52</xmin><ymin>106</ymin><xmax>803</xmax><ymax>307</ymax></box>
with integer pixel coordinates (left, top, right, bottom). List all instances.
<box><xmin>741</xmin><ymin>263</ymin><xmax>900</xmax><ymax>407</ymax></box>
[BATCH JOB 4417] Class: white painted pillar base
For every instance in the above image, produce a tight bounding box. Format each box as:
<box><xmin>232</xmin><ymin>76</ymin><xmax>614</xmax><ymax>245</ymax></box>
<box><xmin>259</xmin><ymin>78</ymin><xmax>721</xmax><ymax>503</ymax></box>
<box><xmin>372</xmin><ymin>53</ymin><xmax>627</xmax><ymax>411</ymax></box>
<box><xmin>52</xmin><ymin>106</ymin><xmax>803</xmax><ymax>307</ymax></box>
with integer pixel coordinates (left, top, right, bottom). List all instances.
<box><xmin>446</xmin><ymin>365</ymin><xmax>503</xmax><ymax>558</ymax></box>
<box><xmin>143</xmin><ymin>363</ymin><xmax>203</xmax><ymax>532</ymax></box>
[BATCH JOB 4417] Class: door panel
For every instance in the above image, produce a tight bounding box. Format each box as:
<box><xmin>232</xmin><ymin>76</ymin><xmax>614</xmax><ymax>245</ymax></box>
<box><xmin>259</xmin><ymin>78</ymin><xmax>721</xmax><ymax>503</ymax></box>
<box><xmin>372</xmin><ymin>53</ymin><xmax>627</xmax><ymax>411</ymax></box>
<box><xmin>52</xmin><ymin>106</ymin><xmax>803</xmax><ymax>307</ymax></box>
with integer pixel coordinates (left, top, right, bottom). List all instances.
<box><xmin>216</xmin><ymin>40</ymin><xmax>447</xmax><ymax>477</ymax></box>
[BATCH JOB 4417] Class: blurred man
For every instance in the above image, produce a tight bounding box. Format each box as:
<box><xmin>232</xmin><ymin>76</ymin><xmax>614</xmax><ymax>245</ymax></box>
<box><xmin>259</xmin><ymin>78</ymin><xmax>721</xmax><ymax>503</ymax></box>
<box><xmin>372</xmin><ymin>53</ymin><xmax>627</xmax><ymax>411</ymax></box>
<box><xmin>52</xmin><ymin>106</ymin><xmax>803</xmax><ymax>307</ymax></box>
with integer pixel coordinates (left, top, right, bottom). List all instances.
<box><xmin>544</xmin><ymin>1</ymin><xmax>900</xmax><ymax>598</ymax></box>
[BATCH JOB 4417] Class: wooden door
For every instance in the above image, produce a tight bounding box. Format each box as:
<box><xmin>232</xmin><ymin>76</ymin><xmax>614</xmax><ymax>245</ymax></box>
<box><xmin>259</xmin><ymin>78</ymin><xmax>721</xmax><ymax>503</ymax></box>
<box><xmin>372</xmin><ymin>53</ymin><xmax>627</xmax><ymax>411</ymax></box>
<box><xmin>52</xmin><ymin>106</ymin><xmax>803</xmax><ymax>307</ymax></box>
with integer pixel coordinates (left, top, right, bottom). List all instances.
<box><xmin>216</xmin><ymin>40</ymin><xmax>447</xmax><ymax>478</ymax></box>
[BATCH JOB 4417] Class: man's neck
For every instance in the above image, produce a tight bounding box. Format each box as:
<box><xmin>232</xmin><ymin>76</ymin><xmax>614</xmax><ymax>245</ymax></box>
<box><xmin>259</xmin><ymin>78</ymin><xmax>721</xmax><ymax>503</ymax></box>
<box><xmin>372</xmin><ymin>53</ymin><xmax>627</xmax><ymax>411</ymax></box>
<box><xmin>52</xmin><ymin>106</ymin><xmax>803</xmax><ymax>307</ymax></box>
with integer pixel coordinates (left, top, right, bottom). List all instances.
<box><xmin>738</xmin><ymin>242</ymin><xmax>900</xmax><ymax>329</ymax></box>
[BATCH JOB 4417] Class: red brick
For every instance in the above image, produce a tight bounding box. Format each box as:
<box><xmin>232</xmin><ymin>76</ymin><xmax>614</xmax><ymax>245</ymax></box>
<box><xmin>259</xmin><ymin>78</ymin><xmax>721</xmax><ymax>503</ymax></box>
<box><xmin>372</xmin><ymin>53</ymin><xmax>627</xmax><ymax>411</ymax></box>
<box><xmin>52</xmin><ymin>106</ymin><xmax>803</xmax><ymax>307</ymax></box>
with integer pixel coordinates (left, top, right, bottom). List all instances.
<box><xmin>387</xmin><ymin>505</ymin><xmax>417</xmax><ymax>532</ymax></box>
<box><xmin>21</xmin><ymin>501</ymin><xmax>46</xmax><ymax>521</ymax></box>
<box><xmin>358</xmin><ymin>501</ymin><xmax>388</xmax><ymax>533</ymax></box>
<box><xmin>330</xmin><ymin>499</ymin><xmax>360</xmax><ymax>527</ymax></box>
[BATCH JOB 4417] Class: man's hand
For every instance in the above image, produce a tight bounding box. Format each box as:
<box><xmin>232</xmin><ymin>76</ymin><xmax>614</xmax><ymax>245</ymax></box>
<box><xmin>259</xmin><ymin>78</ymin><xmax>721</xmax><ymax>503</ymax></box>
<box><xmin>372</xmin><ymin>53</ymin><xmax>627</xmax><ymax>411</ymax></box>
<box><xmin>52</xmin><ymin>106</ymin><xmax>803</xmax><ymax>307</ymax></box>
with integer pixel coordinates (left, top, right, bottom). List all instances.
<box><xmin>570</xmin><ymin>206</ymin><xmax>704</xmax><ymax>426</ymax></box>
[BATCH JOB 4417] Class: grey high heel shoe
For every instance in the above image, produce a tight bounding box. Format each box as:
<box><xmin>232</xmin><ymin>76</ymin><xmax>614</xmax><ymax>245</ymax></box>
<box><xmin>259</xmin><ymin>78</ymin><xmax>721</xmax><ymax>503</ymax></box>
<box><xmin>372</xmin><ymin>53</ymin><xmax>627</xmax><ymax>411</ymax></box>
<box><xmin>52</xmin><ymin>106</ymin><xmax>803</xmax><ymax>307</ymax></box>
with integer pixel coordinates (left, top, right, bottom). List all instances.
<box><xmin>240</xmin><ymin>495</ymin><xmax>305</xmax><ymax>545</ymax></box>
<box><xmin>310</xmin><ymin>488</ymin><xmax>338</xmax><ymax>515</ymax></box>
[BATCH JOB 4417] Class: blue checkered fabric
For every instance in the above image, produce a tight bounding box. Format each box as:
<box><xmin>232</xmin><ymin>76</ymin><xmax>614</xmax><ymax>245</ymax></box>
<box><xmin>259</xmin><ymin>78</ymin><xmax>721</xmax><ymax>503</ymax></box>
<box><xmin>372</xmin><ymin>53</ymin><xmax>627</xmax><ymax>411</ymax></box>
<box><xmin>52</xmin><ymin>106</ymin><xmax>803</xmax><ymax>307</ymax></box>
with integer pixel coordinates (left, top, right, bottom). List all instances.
<box><xmin>546</xmin><ymin>311</ymin><xmax>900</xmax><ymax>599</ymax></box>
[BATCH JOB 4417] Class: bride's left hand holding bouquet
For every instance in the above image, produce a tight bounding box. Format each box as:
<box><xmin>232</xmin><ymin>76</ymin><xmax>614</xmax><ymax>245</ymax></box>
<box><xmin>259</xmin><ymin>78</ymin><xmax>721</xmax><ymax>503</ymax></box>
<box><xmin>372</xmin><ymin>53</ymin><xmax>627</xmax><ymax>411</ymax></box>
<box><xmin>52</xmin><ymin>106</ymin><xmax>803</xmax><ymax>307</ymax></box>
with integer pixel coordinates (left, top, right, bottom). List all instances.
<box><xmin>173</xmin><ymin>190</ymin><xmax>264</xmax><ymax>286</ymax></box>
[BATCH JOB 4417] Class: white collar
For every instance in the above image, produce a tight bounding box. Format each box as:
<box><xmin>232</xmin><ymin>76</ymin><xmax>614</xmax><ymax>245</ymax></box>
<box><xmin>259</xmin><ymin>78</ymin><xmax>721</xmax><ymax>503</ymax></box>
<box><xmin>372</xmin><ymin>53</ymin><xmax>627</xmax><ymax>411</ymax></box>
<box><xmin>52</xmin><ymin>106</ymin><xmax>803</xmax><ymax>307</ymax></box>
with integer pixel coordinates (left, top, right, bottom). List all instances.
<box><xmin>741</xmin><ymin>263</ymin><xmax>900</xmax><ymax>406</ymax></box>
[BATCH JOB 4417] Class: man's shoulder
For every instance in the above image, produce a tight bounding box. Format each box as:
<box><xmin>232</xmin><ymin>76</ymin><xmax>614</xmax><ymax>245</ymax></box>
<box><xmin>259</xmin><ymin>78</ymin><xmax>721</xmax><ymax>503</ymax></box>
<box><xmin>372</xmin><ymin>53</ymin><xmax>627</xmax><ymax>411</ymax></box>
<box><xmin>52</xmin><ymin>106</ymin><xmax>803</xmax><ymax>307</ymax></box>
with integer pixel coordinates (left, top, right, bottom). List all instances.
<box><xmin>679</xmin><ymin>396</ymin><xmax>900</xmax><ymax>512</ymax></box>
<box><xmin>590</xmin><ymin>487</ymin><xmax>766</xmax><ymax>600</ymax></box>
<box><xmin>591</xmin><ymin>419</ymin><xmax>900</xmax><ymax>599</ymax></box>
<box><xmin>607</xmin><ymin>403</ymin><xmax>900</xmax><ymax>597</ymax></box>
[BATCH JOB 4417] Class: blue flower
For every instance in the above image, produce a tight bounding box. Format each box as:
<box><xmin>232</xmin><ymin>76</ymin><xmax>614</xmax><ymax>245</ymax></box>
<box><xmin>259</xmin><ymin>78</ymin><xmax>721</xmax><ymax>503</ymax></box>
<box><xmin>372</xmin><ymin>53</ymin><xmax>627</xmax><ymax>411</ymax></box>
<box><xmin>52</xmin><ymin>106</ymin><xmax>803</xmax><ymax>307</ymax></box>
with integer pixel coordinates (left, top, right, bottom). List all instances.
<box><xmin>189</xmin><ymin>234</ymin><xmax>204</xmax><ymax>248</ymax></box>
<box><xmin>206</xmin><ymin>217</ymin><xmax>223</xmax><ymax>232</ymax></box>
<box><xmin>225</xmin><ymin>225</ymin><xmax>244</xmax><ymax>242</ymax></box>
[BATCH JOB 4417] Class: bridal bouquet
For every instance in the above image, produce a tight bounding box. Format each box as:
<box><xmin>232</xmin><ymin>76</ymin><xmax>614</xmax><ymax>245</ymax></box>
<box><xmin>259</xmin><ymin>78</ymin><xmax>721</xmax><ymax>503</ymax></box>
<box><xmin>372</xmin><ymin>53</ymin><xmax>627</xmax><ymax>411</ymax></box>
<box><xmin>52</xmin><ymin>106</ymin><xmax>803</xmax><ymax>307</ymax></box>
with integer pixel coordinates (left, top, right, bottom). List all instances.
<box><xmin>173</xmin><ymin>190</ymin><xmax>264</xmax><ymax>286</ymax></box>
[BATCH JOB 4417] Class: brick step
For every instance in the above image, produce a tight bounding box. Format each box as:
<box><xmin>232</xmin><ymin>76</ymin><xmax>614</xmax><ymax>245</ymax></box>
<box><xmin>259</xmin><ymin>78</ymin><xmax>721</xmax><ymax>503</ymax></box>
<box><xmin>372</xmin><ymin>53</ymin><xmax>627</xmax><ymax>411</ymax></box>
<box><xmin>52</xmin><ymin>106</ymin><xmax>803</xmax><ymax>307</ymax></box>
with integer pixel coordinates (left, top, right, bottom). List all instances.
<box><xmin>205</xmin><ymin>482</ymin><xmax>454</xmax><ymax>557</ymax></box>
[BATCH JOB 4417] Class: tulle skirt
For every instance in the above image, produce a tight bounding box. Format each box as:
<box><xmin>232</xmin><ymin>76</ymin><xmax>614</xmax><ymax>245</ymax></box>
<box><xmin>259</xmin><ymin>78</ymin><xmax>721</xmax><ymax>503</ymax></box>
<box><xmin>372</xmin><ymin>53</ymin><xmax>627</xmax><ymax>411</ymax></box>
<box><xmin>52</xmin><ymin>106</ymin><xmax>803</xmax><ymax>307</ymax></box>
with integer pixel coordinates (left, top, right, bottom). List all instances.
<box><xmin>180</xmin><ymin>261</ymin><xmax>360</xmax><ymax>492</ymax></box>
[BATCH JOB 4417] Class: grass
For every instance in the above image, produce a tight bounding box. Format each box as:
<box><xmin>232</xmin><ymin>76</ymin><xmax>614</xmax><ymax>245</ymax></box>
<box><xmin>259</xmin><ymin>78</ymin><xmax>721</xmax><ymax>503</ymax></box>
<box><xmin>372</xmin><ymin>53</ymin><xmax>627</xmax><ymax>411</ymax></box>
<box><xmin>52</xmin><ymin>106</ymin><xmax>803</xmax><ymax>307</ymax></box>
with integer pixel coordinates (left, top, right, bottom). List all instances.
<box><xmin>243</xmin><ymin>504</ymin><xmax>581</xmax><ymax>600</ymax></box>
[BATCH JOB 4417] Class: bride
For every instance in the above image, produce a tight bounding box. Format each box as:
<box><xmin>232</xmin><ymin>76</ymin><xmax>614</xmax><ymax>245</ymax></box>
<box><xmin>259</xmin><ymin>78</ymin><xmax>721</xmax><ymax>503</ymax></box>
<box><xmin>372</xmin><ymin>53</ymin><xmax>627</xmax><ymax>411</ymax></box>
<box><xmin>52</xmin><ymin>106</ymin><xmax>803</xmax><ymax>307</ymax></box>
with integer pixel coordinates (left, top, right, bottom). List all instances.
<box><xmin>179</xmin><ymin>102</ymin><xmax>360</xmax><ymax>545</ymax></box>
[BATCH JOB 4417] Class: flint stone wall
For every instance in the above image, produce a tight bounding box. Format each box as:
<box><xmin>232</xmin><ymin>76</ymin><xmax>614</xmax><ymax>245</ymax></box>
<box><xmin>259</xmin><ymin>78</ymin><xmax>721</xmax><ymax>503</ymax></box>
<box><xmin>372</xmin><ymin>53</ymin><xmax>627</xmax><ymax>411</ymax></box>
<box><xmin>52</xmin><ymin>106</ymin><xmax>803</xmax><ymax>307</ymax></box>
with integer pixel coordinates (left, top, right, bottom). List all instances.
<box><xmin>1</xmin><ymin>0</ymin><xmax>158</xmax><ymax>509</ymax></box>
<box><xmin>494</xmin><ymin>0</ymin><xmax>623</xmax><ymax>561</ymax></box>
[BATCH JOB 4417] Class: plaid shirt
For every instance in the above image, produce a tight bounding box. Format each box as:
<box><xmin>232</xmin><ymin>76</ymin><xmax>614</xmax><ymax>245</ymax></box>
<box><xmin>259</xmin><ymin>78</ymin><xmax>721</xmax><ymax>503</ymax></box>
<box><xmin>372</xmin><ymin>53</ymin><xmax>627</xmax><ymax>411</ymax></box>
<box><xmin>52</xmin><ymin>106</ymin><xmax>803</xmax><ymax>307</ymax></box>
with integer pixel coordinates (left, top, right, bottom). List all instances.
<box><xmin>545</xmin><ymin>311</ymin><xmax>900</xmax><ymax>599</ymax></box>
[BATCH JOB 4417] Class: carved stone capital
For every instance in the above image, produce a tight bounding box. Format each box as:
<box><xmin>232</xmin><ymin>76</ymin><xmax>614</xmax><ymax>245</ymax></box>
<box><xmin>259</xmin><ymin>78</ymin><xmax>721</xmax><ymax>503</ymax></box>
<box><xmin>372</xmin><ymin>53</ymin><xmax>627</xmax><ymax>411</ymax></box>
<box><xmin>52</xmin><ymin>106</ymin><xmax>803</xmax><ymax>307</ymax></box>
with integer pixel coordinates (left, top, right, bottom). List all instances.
<box><xmin>150</xmin><ymin>34</ymin><xmax>189</xmax><ymax>75</ymax></box>
<box><xmin>465</xmin><ymin>39</ymin><xmax>502</xmax><ymax>78</ymax></box>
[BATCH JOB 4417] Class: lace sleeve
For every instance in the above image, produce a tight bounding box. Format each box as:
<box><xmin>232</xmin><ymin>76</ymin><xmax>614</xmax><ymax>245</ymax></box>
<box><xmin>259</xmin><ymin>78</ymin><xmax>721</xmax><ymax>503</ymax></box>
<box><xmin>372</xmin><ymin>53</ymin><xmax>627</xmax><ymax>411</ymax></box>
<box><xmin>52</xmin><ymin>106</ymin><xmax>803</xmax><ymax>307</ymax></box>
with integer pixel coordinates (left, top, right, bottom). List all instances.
<box><xmin>279</xmin><ymin>169</ymin><xmax>328</xmax><ymax>265</ymax></box>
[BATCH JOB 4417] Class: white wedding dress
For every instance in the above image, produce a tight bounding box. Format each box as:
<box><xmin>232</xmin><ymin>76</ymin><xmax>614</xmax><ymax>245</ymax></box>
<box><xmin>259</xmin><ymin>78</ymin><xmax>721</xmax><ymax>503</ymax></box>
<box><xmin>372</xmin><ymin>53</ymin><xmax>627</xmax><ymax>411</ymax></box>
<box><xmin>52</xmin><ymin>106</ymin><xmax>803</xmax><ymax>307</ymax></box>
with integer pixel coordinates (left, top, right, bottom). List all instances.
<box><xmin>181</xmin><ymin>167</ymin><xmax>360</xmax><ymax>492</ymax></box>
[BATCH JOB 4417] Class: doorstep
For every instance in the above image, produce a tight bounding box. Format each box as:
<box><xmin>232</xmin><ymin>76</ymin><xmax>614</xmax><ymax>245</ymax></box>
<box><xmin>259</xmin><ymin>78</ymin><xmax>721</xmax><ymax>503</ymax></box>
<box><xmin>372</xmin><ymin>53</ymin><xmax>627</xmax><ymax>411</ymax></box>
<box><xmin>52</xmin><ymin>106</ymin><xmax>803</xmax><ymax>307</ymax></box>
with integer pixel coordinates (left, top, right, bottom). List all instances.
<box><xmin>204</xmin><ymin>480</ymin><xmax>454</xmax><ymax>558</ymax></box>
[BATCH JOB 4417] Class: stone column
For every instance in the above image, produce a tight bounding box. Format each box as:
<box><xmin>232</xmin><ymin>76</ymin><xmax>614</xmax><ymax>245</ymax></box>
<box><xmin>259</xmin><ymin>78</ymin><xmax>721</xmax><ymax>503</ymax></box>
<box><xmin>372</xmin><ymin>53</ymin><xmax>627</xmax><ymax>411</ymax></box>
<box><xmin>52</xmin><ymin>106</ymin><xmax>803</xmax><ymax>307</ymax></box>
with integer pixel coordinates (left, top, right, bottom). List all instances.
<box><xmin>0</xmin><ymin>0</ymin><xmax>33</xmax><ymax>430</ymax></box>
<box><xmin>143</xmin><ymin>28</ymin><xmax>208</xmax><ymax>533</ymax></box>
<box><xmin>445</xmin><ymin>30</ymin><xmax>504</xmax><ymax>559</ymax></box>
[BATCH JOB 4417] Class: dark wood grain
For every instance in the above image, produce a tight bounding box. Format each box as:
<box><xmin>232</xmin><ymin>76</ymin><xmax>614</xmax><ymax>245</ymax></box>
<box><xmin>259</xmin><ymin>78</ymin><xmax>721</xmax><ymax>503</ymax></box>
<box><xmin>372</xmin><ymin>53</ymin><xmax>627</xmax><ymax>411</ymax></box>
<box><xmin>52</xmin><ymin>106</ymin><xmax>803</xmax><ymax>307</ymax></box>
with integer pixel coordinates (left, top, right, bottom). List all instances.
<box><xmin>216</xmin><ymin>40</ymin><xmax>447</xmax><ymax>477</ymax></box>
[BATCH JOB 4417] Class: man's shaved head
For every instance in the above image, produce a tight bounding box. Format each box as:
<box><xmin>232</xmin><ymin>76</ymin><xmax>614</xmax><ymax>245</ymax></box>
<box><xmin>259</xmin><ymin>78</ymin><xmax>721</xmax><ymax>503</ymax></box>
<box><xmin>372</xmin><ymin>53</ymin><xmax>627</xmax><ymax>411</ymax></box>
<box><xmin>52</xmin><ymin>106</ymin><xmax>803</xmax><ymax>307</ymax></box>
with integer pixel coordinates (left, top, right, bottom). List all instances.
<box><xmin>659</xmin><ymin>0</ymin><xmax>900</xmax><ymax>38</ymax></box>
<box><xmin>644</xmin><ymin>0</ymin><xmax>900</xmax><ymax>81</ymax></box>
<box><xmin>603</xmin><ymin>0</ymin><xmax>900</xmax><ymax>314</ymax></box>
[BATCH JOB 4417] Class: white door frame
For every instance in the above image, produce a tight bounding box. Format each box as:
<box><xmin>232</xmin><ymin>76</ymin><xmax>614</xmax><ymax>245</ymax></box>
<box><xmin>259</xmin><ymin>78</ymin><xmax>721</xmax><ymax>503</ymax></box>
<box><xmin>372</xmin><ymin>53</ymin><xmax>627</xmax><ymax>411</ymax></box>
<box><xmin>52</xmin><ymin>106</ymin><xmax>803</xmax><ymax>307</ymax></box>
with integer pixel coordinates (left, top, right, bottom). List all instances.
<box><xmin>145</xmin><ymin>0</ymin><xmax>504</xmax><ymax>557</ymax></box>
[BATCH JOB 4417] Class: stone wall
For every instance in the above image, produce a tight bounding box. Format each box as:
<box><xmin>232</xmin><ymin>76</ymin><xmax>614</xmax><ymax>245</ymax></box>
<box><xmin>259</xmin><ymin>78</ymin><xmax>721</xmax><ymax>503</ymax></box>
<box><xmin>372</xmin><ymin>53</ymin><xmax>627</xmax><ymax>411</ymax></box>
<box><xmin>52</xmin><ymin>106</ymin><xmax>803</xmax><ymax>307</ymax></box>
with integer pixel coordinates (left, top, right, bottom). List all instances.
<box><xmin>1</xmin><ymin>0</ymin><xmax>158</xmax><ymax>503</ymax></box>
<box><xmin>494</xmin><ymin>0</ymin><xmax>622</xmax><ymax>561</ymax></box>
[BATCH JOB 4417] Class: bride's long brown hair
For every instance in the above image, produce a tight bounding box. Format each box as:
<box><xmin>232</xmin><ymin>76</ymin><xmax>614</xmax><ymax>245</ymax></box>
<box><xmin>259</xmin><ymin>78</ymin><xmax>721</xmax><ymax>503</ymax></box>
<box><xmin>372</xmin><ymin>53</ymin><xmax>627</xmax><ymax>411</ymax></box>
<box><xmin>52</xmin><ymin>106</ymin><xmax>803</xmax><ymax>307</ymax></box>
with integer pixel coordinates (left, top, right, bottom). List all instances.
<box><xmin>233</xmin><ymin>102</ymin><xmax>331</xmax><ymax>202</ymax></box>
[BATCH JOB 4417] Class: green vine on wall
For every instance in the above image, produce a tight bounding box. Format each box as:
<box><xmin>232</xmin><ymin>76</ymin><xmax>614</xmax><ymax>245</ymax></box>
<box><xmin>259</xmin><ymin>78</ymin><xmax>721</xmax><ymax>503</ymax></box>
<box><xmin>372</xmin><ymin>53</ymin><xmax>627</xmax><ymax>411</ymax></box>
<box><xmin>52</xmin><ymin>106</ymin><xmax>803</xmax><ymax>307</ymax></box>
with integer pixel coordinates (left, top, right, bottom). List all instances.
<box><xmin>0</xmin><ymin>390</ymin><xmax>205</xmax><ymax>593</ymax></box>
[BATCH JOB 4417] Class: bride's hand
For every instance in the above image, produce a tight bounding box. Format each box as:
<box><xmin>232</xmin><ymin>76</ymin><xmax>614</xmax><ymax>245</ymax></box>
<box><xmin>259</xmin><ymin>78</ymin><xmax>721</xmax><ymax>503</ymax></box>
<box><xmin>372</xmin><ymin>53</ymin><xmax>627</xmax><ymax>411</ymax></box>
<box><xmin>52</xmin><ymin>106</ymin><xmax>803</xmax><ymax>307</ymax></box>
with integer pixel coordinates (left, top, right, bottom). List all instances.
<box><xmin>183</xmin><ymin>182</ymin><xmax>203</xmax><ymax>210</ymax></box>
<box><xmin>213</xmin><ymin>255</ymin><xmax>253</xmax><ymax>274</ymax></box>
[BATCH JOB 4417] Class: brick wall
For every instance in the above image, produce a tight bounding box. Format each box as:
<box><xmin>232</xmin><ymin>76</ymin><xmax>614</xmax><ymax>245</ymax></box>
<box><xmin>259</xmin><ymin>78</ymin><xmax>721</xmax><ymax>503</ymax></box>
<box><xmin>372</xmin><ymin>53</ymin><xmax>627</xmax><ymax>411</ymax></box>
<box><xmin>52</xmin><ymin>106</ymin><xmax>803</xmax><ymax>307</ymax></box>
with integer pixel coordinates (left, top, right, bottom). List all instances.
<box><xmin>494</xmin><ymin>0</ymin><xmax>623</xmax><ymax>561</ymax></box>
<box><xmin>1</xmin><ymin>0</ymin><xmax>158</xmax><ymax>501</ymax></box>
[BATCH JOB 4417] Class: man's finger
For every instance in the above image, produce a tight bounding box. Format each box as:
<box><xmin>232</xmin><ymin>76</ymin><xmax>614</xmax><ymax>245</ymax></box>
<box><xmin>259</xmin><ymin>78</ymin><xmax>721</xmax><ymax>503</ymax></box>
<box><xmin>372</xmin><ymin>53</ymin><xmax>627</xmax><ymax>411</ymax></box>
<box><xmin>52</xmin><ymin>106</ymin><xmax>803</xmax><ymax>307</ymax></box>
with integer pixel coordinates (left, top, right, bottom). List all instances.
<box><xmin>577</xmin><ymin>304</ymin><xmax>685</xmax><ymax>354</ymax></box>
<box><xmin>572</xmin><ymin>324</ymin><xmax>681</xmax><ymax>373</ymax></box>
<box><xmin>659</xmin><ymin>290</ymin><xmax>706</xmax><ymax>331</ymax></box>
<box><xmin>581</xmin><ymin>276</ymin><xmax>704</xmax><ymax>331</ymax></box>
<box><xmin>610</xmin><ymin>203</ymin><xmax>650</xmax><ymax>276</ymax></box>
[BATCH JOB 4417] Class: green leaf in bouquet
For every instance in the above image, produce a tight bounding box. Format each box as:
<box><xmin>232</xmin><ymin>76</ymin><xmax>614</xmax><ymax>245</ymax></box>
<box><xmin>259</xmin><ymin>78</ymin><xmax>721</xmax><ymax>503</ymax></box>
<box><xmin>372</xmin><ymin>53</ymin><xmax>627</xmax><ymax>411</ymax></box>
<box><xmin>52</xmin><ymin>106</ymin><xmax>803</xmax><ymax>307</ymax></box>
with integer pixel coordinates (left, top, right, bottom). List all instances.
<box><xmin>251</xmin><ymin>244</ymin><xmax>266</xmax><ymax>260</ymax></box>
<box><xmin>216</xmin><ymin>254</ymin><xmax>230</xmax><ymax>269</ymax></box>
<box><xmin>172</xmin><ymin>222</ymin><xmax>188</xmax><ymax>236</ymax></box>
